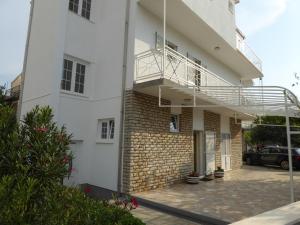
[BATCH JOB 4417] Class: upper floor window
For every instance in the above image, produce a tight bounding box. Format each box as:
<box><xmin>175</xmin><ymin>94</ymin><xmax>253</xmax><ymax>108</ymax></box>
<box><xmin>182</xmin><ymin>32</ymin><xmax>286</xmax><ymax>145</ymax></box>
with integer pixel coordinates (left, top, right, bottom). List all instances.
<box><xmin>81</xmin><ymin>0</ymin><xmax>91</xmax><ymax>20</ymax></box>
<box><xmin>61</xmin><ymin>57</ymin><xmax>87</xmax><ymax>94</ymax></box>
<box><xmin>69</xmin><ymin>0</ymin><xmax>79</xmax><ymax>14</ymax></box>
<box><xmin>155</xmin><ymin>32</ymin><xmax>178</xmax><ymax>51</ymax></box>
<box><xmin>69</xmin><ymin>0</ymin><xmax>92</xmax><ymax>20</ymax></box>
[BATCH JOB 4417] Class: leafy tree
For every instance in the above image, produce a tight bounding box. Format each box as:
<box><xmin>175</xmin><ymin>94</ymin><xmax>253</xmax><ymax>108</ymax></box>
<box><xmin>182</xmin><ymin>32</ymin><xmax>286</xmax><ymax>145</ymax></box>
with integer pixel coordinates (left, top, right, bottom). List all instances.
<box><xmin>0</xmin><ymin>105</ymin><xmax>144</xmax><ymax>225</ymax></box>
<box><xmin>248</xmin><ymin>116</ymin><xmax>300</xmax><ymax>147</ymax></box>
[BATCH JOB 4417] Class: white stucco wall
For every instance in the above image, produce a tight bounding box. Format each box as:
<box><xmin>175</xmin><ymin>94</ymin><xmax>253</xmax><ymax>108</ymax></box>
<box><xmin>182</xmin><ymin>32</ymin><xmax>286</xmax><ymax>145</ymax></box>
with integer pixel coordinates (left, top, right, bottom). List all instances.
<box><xmin>21</xmin><ymin>0</ymin><xmax>129</xmax><ymax>191</ymax></box>
<box><xmin>183</xmin><ymin>0</ymin><xmax>237</xmax><ymax>48</ymax></box>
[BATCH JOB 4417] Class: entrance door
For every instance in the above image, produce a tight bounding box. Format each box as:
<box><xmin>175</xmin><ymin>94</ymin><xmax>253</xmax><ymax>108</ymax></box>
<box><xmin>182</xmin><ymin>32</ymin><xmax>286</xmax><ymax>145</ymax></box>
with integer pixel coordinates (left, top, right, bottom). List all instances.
<box><xmin>194</xmin><ymin>131</ymin><xmax>205</xmax><ymax>175</ymax></box>
<box><xmin>221</xmin><ymin>133</ymin><xmax>231</xmax><ymax>171</ymax></box>
<box><xmin>205</xmin><ymin>131</ymin><xmax>216</xmax><ymax>173</ymax></box>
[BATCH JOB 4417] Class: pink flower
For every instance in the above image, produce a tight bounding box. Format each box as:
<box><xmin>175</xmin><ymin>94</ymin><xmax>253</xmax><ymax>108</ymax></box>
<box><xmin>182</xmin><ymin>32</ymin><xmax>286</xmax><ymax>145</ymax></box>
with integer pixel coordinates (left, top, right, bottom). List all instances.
<box><xmin>130</xmin><ymin>197</ymin><xmax>139</xmax><ymax>208</ymax></box>
<box><xmin>68</xmin><ymin>167</ymin><xmax>77</xmax><ymax>173</ymax></box>
<box><xmin>84</xmin><ymin>186</ymin><xmax>92</xmax><ymax>194</ymax></box>
<box><xmin>63</xmin><ymin>155</ymin><xmax>70</xmax><ymax>164</ymax></box>
<box><xmin>34</xmin><ymin>127</ymin><xmax>48</xmax><ymax>133</ymax></box>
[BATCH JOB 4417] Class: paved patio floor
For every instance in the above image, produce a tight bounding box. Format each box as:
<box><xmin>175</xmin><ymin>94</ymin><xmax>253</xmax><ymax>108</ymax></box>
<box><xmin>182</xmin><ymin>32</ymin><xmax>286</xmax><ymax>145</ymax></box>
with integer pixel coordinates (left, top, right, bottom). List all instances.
<box><xmin>132</xmin><ymin>206</ymin><xmax>201</xmax><ymax>225</ymax></box>
<box><xmin>135</xmin><ymin>166</ymin><xmax>300</xmax><ymax>223</ymax></box>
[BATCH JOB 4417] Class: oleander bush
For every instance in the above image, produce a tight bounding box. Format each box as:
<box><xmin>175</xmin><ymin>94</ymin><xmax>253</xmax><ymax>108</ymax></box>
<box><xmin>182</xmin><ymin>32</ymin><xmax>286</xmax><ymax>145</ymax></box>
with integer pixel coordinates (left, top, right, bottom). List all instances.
<box><xmin>0</xmin><ymin>103</ymin><xmax>144</xmax><ymax>225</ymax></box>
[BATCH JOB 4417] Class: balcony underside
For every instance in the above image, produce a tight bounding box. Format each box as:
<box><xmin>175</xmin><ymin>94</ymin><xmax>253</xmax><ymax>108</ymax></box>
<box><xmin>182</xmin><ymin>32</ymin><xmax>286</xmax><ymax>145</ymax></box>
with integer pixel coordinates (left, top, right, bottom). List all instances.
<box><xmin>138</xmin><ymin>0</ymin><xmax>263</xmax><ymax>80</ymax></box>
<box><xmin>134</xmin><ymin>79</ymin><xmax>300</xmax><ymax>121</ymax></box>
<box><xmin>133</xmin><ymin>79</ymin><xmax>256</xmax><ymax>120</ymax></box>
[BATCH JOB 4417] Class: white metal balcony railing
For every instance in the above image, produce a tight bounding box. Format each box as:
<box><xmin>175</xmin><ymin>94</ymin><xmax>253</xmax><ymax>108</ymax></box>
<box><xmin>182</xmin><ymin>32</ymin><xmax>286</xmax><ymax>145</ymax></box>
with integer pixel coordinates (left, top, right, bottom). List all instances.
<box><xmin>236</xmin><ymin>32</ymin><xmax>262</xmax><ymax>71</ymax></box>
<box><xmin>135</xmin><ymin>46</ymin><xmax>232</xmax><ymax>88</ymax></box>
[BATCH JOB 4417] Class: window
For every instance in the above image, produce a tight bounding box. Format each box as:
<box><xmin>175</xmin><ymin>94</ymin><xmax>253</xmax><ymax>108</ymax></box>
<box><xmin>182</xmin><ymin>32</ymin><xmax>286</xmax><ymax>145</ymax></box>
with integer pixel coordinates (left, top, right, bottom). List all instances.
<box><xmin>69</xmin><ymin>0</ymin><xmax>79</xmax><ymax>13</ymax></box>
<box><xmin>155</xmin><ymin>32</ymin><xmax>178</xmax><ymax>51</ymax></box>
<box><xmin>81</xmin><ymin>0</ymin><xmax>91</xmax><ymax>20</ymax></box>
<box><xmin>69</xmin><ymin>0</ymin><xmax>92</xmax><ymax>20</ymax></box>
<box><xmin>75</xmin><ymin>63</ymin><xmax>85</xmax><ymax>94</ymax></box>
<box><xmin>170</xmin><ymin>114</ymin><xmax>179</xmax><ymax>133</ymax></box>
<box><xmin>61</xmin><ymin>57</ymin><xmax>87</xmax><ymax>94</ymax></box>
<box><xmin>98</xmin><ymin>119</ymin><xmax>115</xmax><ymax>141</ymax></box>
<box><xmin>61</xmin><ymin>59</ymin><xmax>73</xmax><ymax>91</ymax></box>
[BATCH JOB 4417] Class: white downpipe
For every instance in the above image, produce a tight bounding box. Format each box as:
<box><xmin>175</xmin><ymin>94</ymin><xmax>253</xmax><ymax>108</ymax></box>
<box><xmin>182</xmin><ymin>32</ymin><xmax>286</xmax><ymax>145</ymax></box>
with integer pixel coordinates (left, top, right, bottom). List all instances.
<box><xmin>163</xmin><ymin>0</ymin><xmax>166</xmax><ymax>80</ymax></box>
<box><xmin>285</xmin><ymin>91</ymin><xmax>295</xmax><ymax>203</ymax></box>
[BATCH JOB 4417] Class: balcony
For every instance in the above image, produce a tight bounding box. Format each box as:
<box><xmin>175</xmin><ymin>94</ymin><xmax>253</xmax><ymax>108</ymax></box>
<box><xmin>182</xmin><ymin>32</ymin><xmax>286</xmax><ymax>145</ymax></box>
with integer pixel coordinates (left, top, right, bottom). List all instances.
<box><xmin>236</xmin><ymin>30</ymin><xmax>262</xmax><ymax>72</ymax></box>
<box><xmin>135</xmin><ymin>47</ymin><xmax>232</xmax><ymax>88</ymax></box>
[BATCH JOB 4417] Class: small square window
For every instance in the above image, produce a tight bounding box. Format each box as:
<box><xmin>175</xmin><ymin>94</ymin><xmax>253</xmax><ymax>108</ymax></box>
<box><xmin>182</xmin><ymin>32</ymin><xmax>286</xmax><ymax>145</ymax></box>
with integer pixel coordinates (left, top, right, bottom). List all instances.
<box><xmin>170</xmin><ymin>114</ymin><xmax>179</xmax><ymax>133</ymax></box>
<box><xmin>69</xmin><ymin>0</ymin><xmax>79</xmax><ymax>13</ymax></box>
<box><xmin>98</xmin><ymin>119</ymin><xmax>115</xmax><ymax>141</ymax></box>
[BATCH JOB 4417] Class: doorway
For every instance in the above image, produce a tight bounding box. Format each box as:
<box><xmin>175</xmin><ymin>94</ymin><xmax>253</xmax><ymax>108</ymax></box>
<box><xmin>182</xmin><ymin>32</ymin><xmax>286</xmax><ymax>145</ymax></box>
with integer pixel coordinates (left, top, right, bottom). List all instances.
<box><xmin>194</xmin><ymin>131</ymin><xmax>205</xmax><ymax>176</ymax></box>
<box><xmin>221</xmin><ymin>133</ymin><xmax>231</xmax><ymax>171</ymax></box>
<box><xmin>205</xmin><ymin>131</ymin><xmax>216</xmax><ymax>173</ymax></box>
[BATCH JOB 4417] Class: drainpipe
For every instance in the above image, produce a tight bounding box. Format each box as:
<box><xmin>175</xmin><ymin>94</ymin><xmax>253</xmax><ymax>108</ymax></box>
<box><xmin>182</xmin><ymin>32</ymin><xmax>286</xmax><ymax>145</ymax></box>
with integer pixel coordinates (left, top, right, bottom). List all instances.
<box><xmin>117</xmin><ymin>0</ymin><xmax>131</xmax><ymax>195</ymax></box>
<box><xmin>18</xmin><ymin>0</ymin><xmax>35</xmax><ymax>120</ymax></box>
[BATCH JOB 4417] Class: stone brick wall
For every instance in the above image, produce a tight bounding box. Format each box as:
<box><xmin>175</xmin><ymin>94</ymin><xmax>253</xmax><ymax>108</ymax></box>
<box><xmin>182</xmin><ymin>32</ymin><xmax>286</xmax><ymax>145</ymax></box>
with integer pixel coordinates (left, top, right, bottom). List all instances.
<box><xmin>123</xmin><ymin>91</ymin><xmax>193</xmax><ymax>193</ymax></box>
<box><xmin>230</xmin><ymin>118</ymin><xmax>243</xmax><ymax>170</ymax></box>
<box><xmin>203</xmin><ymin>111</ymin><xmax>221</xmax><ymax>167</ymax></box>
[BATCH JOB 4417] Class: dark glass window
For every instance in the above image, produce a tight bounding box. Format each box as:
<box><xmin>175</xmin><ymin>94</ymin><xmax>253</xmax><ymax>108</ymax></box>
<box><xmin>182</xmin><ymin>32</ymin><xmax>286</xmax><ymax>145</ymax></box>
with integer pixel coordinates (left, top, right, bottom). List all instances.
<box><xmin>81</xmin><ymin>0</ymin><xmax>91</xmax><ymax>20</ymax></box>
<box><xmin>61</xmin><ymin>59</ymin><xmax>73</xmax><ymax>91</ymax></box>
<box><xmin>74</xmin><ymin>63</ymin><xmax>85</xmax><ymax>94</ymax></box>
<box><xmin>69</xmin><ymin>0</ymin><xmax>79</xmax><ymax>13</ymax></box>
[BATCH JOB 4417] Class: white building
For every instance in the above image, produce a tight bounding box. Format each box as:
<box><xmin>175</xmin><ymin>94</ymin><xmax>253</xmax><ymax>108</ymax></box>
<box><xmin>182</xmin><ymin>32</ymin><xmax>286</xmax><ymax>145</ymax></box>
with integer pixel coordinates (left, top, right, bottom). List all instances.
<box><xmin>20</xmin><ymin>0</ymin><xmax>263</xmax><ymax>194</ymax></box>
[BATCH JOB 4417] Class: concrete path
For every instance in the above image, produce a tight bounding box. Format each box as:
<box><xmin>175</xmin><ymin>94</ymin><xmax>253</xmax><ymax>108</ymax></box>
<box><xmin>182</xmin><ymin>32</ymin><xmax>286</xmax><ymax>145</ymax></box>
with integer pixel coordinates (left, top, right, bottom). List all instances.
<box><xmin>135</xmin><ymin>166</ymin><xmax>300</xmax><ymax>223</ymax></box>
<box><xmin>132</xmin><ymin>206</ymin><xmax>202</xmax><ymax>225</ymax></box>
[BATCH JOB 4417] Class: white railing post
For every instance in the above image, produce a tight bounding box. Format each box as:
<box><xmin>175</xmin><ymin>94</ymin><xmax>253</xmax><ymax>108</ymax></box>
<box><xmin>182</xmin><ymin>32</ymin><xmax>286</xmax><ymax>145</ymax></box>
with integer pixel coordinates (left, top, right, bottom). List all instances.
<box><xmin>185</xmin><ymin>58</ymin><xmax>188</xmax><ymax>84</ymax></box>
<box><xmin>284</xmin><ymin>90</ymin><xmax>295</xmax><ymax>203</ymax></box>
<box><xmin>162</xmin><ymin>0</ymin><xmax>166</xmax><ymax>80</ymax></box>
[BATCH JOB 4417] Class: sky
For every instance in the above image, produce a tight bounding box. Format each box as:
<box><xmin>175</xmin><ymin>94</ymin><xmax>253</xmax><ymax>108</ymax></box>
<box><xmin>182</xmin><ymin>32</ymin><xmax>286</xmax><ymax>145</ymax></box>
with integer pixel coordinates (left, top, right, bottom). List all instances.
<box><xmin>0</xmin><ymin>0</ymin><xmax>299</xmax><ymax>98</ymax></box>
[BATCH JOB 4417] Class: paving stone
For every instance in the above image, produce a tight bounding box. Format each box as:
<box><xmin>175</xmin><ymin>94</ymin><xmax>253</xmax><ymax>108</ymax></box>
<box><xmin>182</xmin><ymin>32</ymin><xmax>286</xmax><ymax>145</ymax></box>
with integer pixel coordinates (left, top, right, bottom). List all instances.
<box><xmin>136</xmin><ymin>166</ymin><xmax>300</xmax><ymax>223</ymax></box>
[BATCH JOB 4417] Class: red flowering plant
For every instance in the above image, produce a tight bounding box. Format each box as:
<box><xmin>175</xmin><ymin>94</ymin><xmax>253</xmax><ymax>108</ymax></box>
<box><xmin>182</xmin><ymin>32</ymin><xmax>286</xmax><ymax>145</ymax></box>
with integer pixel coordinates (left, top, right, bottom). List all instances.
<box><xmin>111</xmin><ymin>194</ymin><xmax>139</xmax><ymax>210</ymax></box>
<box><xmin>17</xmin><ymin>106</ymin><xmax>73</xmax><ymax>185</ymax></box>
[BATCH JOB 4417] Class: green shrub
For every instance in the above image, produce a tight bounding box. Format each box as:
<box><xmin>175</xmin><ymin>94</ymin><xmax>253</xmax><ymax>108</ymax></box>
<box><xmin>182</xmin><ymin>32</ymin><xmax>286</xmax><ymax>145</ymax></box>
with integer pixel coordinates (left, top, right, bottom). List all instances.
<box><xmin>0</xmin><ymin>106</ymin><xmax>144</xmax><ymax>225</ymax></box>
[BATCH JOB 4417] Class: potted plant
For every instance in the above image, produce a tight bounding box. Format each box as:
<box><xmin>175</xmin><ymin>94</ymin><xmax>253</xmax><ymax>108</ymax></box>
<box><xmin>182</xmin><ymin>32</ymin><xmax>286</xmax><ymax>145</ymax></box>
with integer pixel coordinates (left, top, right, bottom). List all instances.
<box><xmin>186</xmin><ymin>171</ymin><xmax>200</xmax><ymax>184</ymax></box>
<box><xmin>214</xmin><ymin>167</ymin><xmax>225</xmax><ymax>178</ymax></box>
<box><xmin>202</xmin><ymin>170</ymin><xmax>214</xmax><ymax>181</ymax></box>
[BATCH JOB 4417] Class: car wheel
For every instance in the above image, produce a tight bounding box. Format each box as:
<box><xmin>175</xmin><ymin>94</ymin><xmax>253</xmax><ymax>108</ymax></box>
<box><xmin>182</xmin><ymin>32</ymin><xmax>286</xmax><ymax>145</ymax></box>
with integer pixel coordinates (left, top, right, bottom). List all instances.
<box><xmin>280</xmin><ymin>160</ymin><xmax>289</xmax><ymax>170</ymax></box>
<box><xmin>246</xmin><ymin>157</ymin><xmax>252</xmax><ymax>165</ymax></box>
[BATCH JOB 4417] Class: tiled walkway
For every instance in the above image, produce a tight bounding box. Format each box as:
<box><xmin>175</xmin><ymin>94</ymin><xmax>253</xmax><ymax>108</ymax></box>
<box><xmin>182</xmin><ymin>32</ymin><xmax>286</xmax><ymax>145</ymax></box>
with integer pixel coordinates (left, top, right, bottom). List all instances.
<box><xmin>132</xmin><ymin>206</ymin><xmax>201</xmax><ymax>225</ymax></box>
<box><xmin>135</xmin><ymin>166</ymin><xmax>300</xmax><ymax>223</ymax></box>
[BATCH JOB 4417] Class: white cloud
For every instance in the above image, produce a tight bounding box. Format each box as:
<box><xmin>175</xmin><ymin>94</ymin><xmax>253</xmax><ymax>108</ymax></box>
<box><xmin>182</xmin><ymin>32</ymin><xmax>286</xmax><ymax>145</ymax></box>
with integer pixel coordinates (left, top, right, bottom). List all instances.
<box><xmin>236</xmin><ymin>0</ymin><xmax>289</xmax><ymax>35</ymax></box>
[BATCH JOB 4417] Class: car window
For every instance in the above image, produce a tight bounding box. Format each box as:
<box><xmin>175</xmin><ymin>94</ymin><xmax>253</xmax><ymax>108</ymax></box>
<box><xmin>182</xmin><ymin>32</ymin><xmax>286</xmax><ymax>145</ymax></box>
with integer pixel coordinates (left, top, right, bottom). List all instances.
<box><xmin>270</xmin><ymin>148</ymin><xmax>280</xmax><ymax>153</ymax></box>
<box><xmin>294</xmin><ymin>149</ymin><xmax>300</xmax><ymax>155</ymax></box>
<box><xmin>261</xmin><ymin>148</ymin><xmax>270</xmax><ymax>154</ymax></box>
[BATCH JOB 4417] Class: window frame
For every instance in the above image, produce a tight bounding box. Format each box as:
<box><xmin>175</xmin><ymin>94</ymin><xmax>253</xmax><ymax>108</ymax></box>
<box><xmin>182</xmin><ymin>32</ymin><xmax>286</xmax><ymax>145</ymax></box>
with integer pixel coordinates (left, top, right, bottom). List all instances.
<box><xmin>97</xmin><ymin>119</ymin><xmax>115</xmax><ymax>143</ymax></box>
<box><xmin>81</xmin><ymin>0</ymin><xmax>92</xmax><ymax>20</ymax></box>
<box><xmin>69</xmin><ymin>0</ymin><xmax>79</xmax><ymax>14</ymax></box>
<box><xmin>60</xmin><ymin>56</ymin><xmax>88</xmax><ymax>96</ymax></box>
<box><xmin>170</xmin><ymin>114</ymin><xmax>180</xmax><ymax>133</ymax></box>
<box><xmin>68</xmin><ymin>0</ymin><xmax>92</xmax><ymax>21</ymax></box>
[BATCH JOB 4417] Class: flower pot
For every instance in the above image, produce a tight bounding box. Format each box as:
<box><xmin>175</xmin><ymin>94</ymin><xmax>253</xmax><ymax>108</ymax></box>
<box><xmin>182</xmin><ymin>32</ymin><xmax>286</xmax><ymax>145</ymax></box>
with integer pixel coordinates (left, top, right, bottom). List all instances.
<box><xmin>202</xmin><ymin>174</ymin><xmax>214</xmax><ymax>181</ymax></box>
<box><xmin>214</xmin><ymin>171</ymin><xmax>224</xmax><ymax>178</ymax></box>
<box><xmin>186</xmin><ymin>176</ymin><xmax>200</xmax><ymax>184</ymax></box>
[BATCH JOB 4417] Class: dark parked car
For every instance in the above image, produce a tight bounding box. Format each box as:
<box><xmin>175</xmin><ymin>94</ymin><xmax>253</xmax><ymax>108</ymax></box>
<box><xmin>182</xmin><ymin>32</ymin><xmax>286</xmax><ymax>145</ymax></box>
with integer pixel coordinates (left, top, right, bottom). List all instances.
<box><xmin>244</xmin><ymin>146</ymin><xmax>300</xmax><ymax>170</ymax></box>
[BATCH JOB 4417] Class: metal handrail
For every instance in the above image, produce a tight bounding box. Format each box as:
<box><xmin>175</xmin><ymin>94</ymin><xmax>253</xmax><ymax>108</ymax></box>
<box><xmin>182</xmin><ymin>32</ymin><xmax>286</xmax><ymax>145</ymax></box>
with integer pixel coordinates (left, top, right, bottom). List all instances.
<box><xmin>135</xmin><ymin>47</ymin><xmax>233</xmax><ymax>87</ymax></box>
<box><xmin>236</xmin><ymin>32</ymin><xmax>262</xmax><ymax>71</ymax></box>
